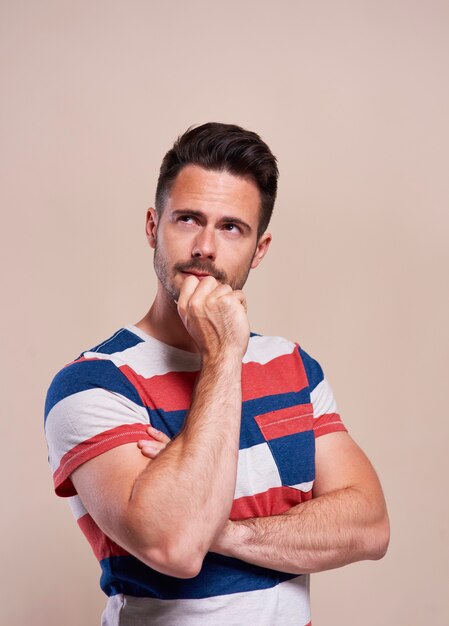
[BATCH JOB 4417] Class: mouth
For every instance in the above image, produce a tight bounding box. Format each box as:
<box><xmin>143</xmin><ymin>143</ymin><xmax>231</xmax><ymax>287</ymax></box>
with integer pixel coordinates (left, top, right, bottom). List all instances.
<box><xmin>181</xmin><ymin>271</ymin><xmax>212</xmax><ymax>279</ymax></box>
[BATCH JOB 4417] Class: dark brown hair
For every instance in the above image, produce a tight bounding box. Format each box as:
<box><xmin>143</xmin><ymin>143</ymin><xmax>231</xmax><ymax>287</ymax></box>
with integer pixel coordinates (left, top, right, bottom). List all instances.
<box><xmin>155</xmin><ymin>122</ymin><xmax>278</xmax><ymax>239</ymax></box>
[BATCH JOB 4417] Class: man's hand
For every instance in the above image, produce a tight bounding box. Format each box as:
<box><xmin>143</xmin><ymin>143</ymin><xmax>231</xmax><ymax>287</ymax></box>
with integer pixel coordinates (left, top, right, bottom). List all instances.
<box><xmin>177</xmin><ymin>274</ymin><xmax>249</xmax><ymax>360</ymax></box>
<box><xmin>138</xmin><ymin>426</ymin><xmax>171</xmax><ymax>459</ymax></box>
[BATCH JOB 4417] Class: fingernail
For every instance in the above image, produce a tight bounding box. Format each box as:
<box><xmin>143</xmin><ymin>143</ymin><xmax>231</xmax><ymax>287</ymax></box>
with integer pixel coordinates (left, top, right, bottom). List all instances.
<box><xmin>148</xmin><ymin>426</ymin><xmax>161</xmax><ymax>434</ymax></box>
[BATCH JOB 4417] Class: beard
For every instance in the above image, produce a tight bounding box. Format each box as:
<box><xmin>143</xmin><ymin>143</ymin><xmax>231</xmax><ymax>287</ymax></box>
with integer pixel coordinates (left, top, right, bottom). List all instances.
<box><xmin>153</xmin><ymin>240</ymin><xmax>255</xmax><ymax>303</ymax></box>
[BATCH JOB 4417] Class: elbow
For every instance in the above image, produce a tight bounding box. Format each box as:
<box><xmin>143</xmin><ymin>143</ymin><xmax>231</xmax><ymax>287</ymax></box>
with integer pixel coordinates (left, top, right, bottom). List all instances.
<box><xmin>365</xmin><ymin>512</ymin><xmax>390</xmax><ymax>561</ymax></box>
<box><xmin>374</xmin><ymin>517</ymin><xmax>390</xmax><ymax>560</ymax></box>
<box><xmin>124</xmin><ymin>501</ymin><xmax>205</xmax><ymax>578</ymax></box>
<box><xmin>143</xmin><ymin>544</ymin><xmax>204</xmax><ymax>579</ymax></box>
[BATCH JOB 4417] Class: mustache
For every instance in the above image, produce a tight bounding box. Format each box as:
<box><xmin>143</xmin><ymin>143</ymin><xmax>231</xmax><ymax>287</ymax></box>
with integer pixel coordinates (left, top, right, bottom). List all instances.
<box><xmin>174</xmin><ymin>261</ymin><xmax>227</xmax><ymax>282</ymax></box>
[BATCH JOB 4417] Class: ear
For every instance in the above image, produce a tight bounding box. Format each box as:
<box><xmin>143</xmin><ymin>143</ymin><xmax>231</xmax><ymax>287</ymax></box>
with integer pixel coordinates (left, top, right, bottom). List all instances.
<box><xmin>145</xmin><ymin>208</ymin><xmax>159</xmax><ymax>249</ymax></box>
<box><xmin>250</xmin><ymin>232</ymin><xmax>272</xmax><ymax>269</ymax></box>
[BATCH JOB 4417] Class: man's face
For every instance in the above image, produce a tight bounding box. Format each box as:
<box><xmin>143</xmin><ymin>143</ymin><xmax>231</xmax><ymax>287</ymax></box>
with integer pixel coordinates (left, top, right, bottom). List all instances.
<box><xmin>147</xmin><ymin>164</ymin><xmax>271</xmax><ymax>303</ymax></box>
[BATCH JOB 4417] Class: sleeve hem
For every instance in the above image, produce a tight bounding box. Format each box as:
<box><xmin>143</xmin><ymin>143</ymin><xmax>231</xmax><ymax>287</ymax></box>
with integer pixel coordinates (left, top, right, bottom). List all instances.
<box><xmin>313</xmin><ymin>413</ymin><xmax>348</xmax><ymax>438</ymax></box>
<box><xmin>53</xmin><ymin>423</ymin><xmax>152</xmax><ymax>497</ymax></box>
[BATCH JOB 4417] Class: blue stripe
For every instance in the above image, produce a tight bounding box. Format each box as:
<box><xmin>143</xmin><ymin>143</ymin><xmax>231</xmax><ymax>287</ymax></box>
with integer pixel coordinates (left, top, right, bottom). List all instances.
<box><xmin>146</xmin><ymin>409</ymin><xmax>186</xmax><ymax>439</ymax></box>
<box><xmin>44</xmin><ymin>359</ymin><xmax>144</xmax><ymax>421</ymax></box>
<box><xmin>268</xmin><ymin>431</ymin><xmax>315</xmax><ymax>485</ymax></box>
<box><xmin>297</xmin><ymin>346</ymin><xmax>324</xmax><ymax>393</ymax></box>
<box><xmin>100</xmin><ymin>553</ymin><xmax>298</xmax><ymax>599</ymax></box>
<box><xmin>83</xmin><ymin>328</ymin><xmax>144</xmax><ymax>356</ymax></box>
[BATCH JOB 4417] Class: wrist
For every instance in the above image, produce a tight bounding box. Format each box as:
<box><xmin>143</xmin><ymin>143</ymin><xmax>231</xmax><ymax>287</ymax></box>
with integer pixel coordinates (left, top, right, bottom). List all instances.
<box><xmin>201</xmin><ymin>351</ymin><xmax>243</xmax><ymax>370</ymax></box>
<box><xmin>210</xmin><ymin>520</ymin><xmax>252</xmax><ymax>557</ymax></box>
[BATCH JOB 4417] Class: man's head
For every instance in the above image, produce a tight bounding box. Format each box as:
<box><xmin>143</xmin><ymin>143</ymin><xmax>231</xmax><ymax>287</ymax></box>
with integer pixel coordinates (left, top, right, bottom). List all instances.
<box><xmin>155</xmin><ymin>122</ymin><xmax>278</xmax><ymax>241</ymax></box>
<box><xmin>147</xmin><ymin>123</ymin><xmax>278</xmax><ymax>304</ymax></box>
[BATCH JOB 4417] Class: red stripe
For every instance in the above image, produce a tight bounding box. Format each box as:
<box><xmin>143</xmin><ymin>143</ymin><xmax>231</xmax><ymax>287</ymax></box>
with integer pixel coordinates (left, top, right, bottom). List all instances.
<box><xmin>254</xmin><ymin>403</ymin><xmax>313</xmax><ymax>440</ymax></box>
<box><xmin>78</xmin><ymin>513</ymin><xmax>129</xmax><ymax>560</ymax></box>
<box><xmin>118</xmin><ymin>365</ymin><xmax>199</xmax><ymax>411</ymax></box>
<box><xmin>230</xmin><ymin>485</ymin><xmax>312</xmax><ymax>520</ymax></box>
<box><xmin>54</xmin><ymin>423</ymin><xmax>155</xmax><ymax>497</ymax></box>
<box><xmin>313</xmin><ymin>413</ymin><xmax>347</xmax><ymax>438</ymax></box>
<box><xmin>241</xmin><ymin>351</ymin><xmax>308</xmax><ymax>401</ymax></box>
<box><xmin>115</xmin><ymin>348</ymin><xmax>308</xmax><ymax>411</ymax></box>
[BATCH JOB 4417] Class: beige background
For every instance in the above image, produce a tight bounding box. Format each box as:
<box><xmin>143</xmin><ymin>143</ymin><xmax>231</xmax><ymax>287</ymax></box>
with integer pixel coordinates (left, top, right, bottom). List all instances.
<box><xmin>1</xmin><ymin>1</ymin><xmax>448</xmax><ymax>625</ymax></box>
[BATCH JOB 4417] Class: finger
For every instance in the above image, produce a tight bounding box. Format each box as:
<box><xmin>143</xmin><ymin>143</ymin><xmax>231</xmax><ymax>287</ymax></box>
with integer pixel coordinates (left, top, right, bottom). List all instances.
<box><xmin>220</xmin><ymin>289</ymin><xmax>247</xmax><ymax>313</ymax></box>
<box><xmin>186</xmin><ymin>275</ymin><xmax>220</xmax><ymax>299</ymax></box>
<box><xmin>177</xmin><ymin>274</ymin><xmax>201</xmax><ymax>318</ymax></box>
<box><xmin>146</xmin><ymin>425</ymin><xmax>171</xmax><ymax>443</ymax></box>
<box><xmin>186</xmin><ymin>275</ymin><xmax>222</xmax><ymax>310</ymax></box>
<box><xmin>137</xmin><ymin>439</ymin><xmax>165</xmax><ymax>450</ymax></box>
<box><xmin>205</xmin><ymin>282</ymin><xmax>233</xmax><ymax>300</ymax></box>
<box><xmin>139</xmin><ymin>445</ymin><xmax>160</xmax><ymax>459</ymax></box>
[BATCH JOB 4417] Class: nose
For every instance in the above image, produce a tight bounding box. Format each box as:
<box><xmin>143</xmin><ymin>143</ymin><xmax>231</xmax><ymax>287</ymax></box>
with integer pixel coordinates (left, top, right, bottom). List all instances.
<box><xmin>191</xmin><ymin>226</ymin><xmax>217</xmax><ymax>261</ymax></box>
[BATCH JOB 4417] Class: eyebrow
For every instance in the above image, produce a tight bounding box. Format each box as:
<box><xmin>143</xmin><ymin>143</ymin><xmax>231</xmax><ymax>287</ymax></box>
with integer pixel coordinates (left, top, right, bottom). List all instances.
<box><xmin>170</xmin><ymin>209</ymin><xmax>252</xmax><ymax>234</ymax></box>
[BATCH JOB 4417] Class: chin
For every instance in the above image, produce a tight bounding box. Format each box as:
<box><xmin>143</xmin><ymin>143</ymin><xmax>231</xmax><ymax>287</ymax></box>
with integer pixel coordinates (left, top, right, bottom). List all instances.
<box><xmin>166</xmin><ymin>284</ymin><xmax>181</xmax><ymax>304</ymax></box>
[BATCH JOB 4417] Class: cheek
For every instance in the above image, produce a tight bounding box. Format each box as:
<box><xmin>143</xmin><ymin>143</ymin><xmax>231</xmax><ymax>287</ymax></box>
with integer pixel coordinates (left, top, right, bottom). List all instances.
<box><xmin>164</xmin><ymin>230</ymin><xmax>194</xmax><ymax>255</ymax></box>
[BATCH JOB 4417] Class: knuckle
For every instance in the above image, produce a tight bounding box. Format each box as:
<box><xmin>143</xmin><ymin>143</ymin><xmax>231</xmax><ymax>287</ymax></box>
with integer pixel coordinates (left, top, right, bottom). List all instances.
<box><xmin>188</xmin><ymin>298</ymin><xmax>202</xmax><ymax>313</ymax></box>
<box><xmin>215</xmin><ymin>283</ymin><xmax>233</xmax><ymax>294</ymax></box>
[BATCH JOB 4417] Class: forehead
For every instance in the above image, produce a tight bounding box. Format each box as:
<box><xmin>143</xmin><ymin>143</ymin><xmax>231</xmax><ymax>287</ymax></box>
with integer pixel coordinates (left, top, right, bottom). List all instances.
<box><xmin>165</xmin><ymin>165</ymin><xmax>261</xmax><ymax>222</ymax></box>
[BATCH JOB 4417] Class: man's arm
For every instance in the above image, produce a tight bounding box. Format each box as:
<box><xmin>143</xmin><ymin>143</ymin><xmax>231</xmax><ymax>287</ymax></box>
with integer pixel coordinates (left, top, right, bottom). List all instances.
<box><xmin>209</xmin><ymin>431</ymin><xmax>390</xmax><ymax>574</ymax></box>
<box><xmin>71</xmin><ymin>276</ymin><xmax>249</xmax><ymax>579</ymax></box>
<box><xmin>139</xmin><ymin>430</ymin><xmax>390</xmax><ymax>574</ymax></box>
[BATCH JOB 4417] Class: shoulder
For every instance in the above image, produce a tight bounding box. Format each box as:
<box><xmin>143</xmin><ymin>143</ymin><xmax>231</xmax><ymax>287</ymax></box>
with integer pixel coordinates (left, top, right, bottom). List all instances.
<box><xmin>44</xmin><ymin>326</ymin><xmax>151</xmax><ymax>497</ymax></box>
<box><xmin>44</xmin><ymin>326</ymin><xmax>147</xmax><ymax>419</ymax></box>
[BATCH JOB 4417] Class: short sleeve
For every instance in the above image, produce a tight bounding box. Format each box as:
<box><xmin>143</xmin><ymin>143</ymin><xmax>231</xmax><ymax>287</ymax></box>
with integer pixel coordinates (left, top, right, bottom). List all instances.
<box><xmin>44</xmin><ymin>358</ymin><xmax>151</xmax><ymax>497</ymax></box>
<box><xmin>297</xmin><ymin>345</ymin><xmax>348</xmax><ymax>438</ymax></box>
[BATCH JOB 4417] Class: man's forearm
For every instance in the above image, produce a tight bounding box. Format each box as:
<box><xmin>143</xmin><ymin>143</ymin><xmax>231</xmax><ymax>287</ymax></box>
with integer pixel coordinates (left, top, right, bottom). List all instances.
<box><xmin>212</xmin><ymin>487</ymin><xmax>390</xmax><ymax>575</ymax></box>
<box><xmin>128</xmin><ymin>353</ymin><xmax>242</xmax><ymax>573</ymax></box>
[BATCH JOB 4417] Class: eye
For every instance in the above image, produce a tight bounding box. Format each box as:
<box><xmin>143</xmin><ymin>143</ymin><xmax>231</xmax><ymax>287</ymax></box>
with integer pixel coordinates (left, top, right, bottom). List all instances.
<box><xmin>223</xmin><ymin>223</ymin><xmax>241</xmax><ymax>234</ymax></box>
<box><xmin>177</xmin><ymin>215</ymin><xmax>197</xmax><ymax>224</ymax></box>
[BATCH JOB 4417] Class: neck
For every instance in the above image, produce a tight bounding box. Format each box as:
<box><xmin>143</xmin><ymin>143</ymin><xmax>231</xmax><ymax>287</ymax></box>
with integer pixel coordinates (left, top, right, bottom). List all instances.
<box><xmin>135</xmin><ymin>283</ymin><xmax>200</xmax><ymax>354</ymax></box>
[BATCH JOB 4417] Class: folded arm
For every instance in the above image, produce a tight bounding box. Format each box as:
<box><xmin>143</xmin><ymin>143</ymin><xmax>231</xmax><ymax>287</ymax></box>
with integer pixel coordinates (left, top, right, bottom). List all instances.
<box><xmin>139</xmin><ymin>429</ymin><xmax>390</xmax><ymax>575</ymax></box>
<box><xmin>210</xmin><ymin>431</ymin><xmax>390</xmax><ymax>574</ymax></box>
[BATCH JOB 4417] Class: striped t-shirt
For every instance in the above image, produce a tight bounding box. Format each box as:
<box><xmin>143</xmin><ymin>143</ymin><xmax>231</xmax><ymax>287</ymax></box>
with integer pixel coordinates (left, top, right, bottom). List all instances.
<box><xmin>44</xmin><ymin>324</ymin><xmax>347</xmax><ymax>625</ymax></box>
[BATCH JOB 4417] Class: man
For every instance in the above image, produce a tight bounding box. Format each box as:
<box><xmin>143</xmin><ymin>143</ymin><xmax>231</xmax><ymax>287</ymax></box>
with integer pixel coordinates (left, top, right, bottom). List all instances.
<box><xmin>44</xmin><ymin>122</ymin><xmax>389</xmax><ymax>625</ymax></box>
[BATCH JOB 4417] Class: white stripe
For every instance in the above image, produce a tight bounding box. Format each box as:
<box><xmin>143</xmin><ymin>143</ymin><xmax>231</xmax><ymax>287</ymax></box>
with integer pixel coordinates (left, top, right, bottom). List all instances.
<box><xmin>45</xmin><ymin>388</ymin><xmax>149</xmax><ymax>470</ymax></box>
<box><xmin>83</xmin><ymin>345</ymin><xmax>201</xmax><ymax>378</ymax></box>
<box><xmin>68</xmin><ymin>495</ymin><xmax>87</xmax><ymax>520</ymax></box>
<box><xmin>102</xmin><ymin>575</ymin><xmax>311</xmax><ymax>626</ymax></box>
<box><xmin>290</xmin><ymin>480</ymin><xmax>314</xmax><ymax>492</ymax></box>
<box><xmin>310</xmin><ymin>377</ymin><xmax>337</xmax><ymax>418</ymax></box>
<box><xmin>234</xmin><ymin>442</ymin><xmax>281</xmax><ymax>499</ymax></box>
<box><xmin>243</xmin><ymin>334</ymin><xmax>296</xmax><ymax>365</ymax></box>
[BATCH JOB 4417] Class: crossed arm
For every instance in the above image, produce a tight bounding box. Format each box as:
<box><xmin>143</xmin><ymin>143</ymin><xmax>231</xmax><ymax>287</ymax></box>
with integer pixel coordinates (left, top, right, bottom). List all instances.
<box><xmin>69</xmin><ymin>274</ymin><xmax>389</xmax><ymax>577</ymax></box>
<box><xmin>72</xmin><ymin>412</ymin><xmax>389</xmax><ymax>579</ymax></box>
<box><xmin>139</xmin><ymin>427</ymin><xmax>390</xmax><ymax>575</ymax></box>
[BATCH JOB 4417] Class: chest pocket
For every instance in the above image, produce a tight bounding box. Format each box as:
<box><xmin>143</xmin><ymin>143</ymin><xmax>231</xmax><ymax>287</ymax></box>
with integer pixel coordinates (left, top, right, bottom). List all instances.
<box><xmin>254</xmin><ymin>402</ymin><xmax>315</xmax><ymax>491</ymax></box>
